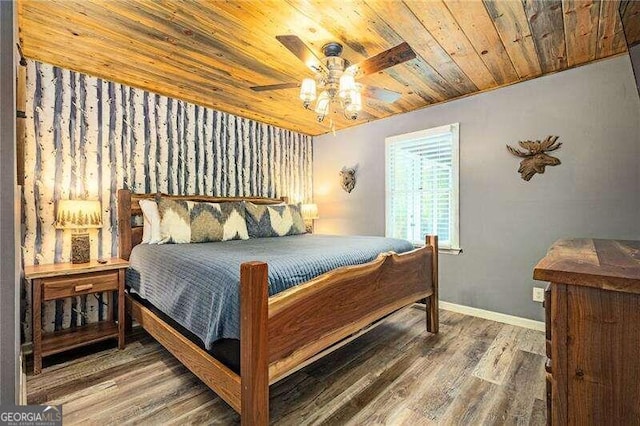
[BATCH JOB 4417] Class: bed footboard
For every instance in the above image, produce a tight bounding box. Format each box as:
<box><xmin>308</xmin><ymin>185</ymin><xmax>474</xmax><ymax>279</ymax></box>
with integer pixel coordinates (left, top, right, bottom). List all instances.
<box><xmin>239</xmin><ymin>235</ymin><xmax>438</xmax><ymax>424</ymax></box>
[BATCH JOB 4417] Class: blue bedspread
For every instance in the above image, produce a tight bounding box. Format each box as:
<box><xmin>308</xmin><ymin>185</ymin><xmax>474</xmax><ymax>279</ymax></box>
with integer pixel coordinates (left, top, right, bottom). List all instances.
<box><xmin>126</xmin><ymin>234</ymin><xmax>414</xmax><ymax>349</ymax></box>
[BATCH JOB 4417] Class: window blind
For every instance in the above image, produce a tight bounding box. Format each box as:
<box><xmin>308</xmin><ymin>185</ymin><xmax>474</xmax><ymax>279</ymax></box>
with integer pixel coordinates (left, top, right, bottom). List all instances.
<box><xmin>385</xmin><ymin>124</ymin><xmax>459</xmax><ymax>249</ymax></box>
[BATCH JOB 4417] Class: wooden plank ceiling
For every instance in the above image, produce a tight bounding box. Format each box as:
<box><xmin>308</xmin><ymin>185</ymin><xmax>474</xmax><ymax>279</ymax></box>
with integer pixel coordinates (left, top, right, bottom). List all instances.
<box><xmin>18</xmin><ymin>0</ymin><xmax>629</xmax><ymax>136</ymax></box>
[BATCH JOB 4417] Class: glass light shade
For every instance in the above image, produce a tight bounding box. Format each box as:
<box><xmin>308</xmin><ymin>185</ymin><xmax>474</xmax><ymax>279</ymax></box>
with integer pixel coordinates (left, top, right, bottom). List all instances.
<box><xmin>299</xmin><ymin>78</ymin><xmax>316</xmax><ymax>103</ymax></box>
<box><xmin>55</xmin><ymin>199</ymin><xmax>103</xmax><ymax>229</ymax></box>
<box><xmin>344</xmin><ymin>90</ymin><xmax>362</xmax><ymax>119</ymax></box>
<box><xmin>315</xmin><ymin>90</ymin><xmax>331</xmax><ymax>119</ymax></box>
<box><xmin>300</xmin><ymin>203</ymin><xmax>319</xmax><ymax>220</ymax></box>
<box><xmin>339</xmin><ymin>73</ymin><xmax>356</xmax><ymax>99</ymax></box>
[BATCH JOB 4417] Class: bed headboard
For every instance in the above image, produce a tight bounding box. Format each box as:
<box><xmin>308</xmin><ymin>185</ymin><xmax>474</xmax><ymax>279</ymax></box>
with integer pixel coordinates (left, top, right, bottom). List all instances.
<box><xmin>117</xmin><ymin>189</ymin><xmax>288</xmax><ymax>260</ymax></box>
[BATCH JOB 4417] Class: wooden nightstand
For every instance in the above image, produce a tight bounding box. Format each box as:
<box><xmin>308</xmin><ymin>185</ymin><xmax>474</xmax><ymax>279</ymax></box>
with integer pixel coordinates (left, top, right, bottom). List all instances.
<box><xmin>24</xmin><ymin>258</ymin><xmax>129</xmax><ymax>374</ymax></box>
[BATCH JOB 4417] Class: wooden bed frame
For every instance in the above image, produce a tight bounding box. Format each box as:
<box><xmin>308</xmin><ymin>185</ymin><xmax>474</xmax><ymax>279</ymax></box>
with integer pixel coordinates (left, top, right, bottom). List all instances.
<box><xmin>117</xmin><ymin>189</ymin><xmax>438</xmax><ymax>425</ymax></box>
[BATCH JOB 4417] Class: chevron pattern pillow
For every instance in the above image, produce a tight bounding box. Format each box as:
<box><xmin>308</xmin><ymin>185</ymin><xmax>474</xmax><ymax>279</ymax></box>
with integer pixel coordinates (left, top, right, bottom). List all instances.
<box><xmin>157</xmin><ymin>197</ymin><xmax>248</xmax><ymax>243</ymax></box>
<box><xmin>190</xmin><ymin>201</ymin><xmax>248</xmax><ymax>242</ymax></box>
<box><xmin>245</xmin><ymin>202</ymin><xmax>306</xmax><ymax>238</ymax></box>
<box><xmin>158</xmin><ymin>198</ymin><xmax>191</xmax><ymax>244</ymax></box>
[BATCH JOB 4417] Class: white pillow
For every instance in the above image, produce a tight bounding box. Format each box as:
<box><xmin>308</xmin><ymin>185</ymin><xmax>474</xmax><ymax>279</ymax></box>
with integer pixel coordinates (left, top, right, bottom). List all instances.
<box><xmin>141</xmin><ymin>214</ymin><xmax>151</xmax><ymax>244</ymax></box>
<box><xmin>139</xmin><ymin>199</ymin><xmax>162</xmax><ymax>244</ymax></box>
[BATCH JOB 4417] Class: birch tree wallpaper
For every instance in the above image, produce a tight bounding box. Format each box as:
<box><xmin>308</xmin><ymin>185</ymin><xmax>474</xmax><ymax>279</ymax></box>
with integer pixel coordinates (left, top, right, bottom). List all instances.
<box><xmin>22</xmin><ymin>61</ymin><xmax>313</xmax><ymax>341</ymax></box>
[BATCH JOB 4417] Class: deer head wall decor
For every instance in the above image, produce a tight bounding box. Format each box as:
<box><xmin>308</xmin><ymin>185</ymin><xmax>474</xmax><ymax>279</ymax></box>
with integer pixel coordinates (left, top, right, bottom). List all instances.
<box><xmin>506</xmin><ymin>136</ymin><xmax>562</xmax><ymax>181</ymax></box>
<box><xmin>339</xmin><ymin>166</ymin><xmax>357</xmax><ymax>193</ymax></box>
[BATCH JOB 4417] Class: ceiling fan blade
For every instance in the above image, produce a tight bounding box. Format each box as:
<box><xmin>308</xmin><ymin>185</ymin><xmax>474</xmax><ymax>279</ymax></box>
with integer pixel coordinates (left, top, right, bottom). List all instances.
<box><xmin>250</xmin><ymin>82</ymin><xmax>301</xmax><ymax>92</ymax></box>
<box><xmin>350</xmin><ymin>42</ymin><xmax>416</xmax><ymax>77</ymax></box>
<box><xmin>276</xmin><ymin>35</ymin><xmax>326</xmax><ymax>74</ymax></box>
<box><xmin>360</xmin><ymin>85</ymin><xmax>402</xmax><ymax>103</ymax></box>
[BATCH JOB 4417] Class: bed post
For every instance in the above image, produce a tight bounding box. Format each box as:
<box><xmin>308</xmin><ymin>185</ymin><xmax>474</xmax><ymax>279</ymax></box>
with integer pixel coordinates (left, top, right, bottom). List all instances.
<box><xmin>426</xmin><ymin>235</ymin><xmax>439</xmax><ymax>334</ymax></box>
<box><xmin>240</xmin><ymin>261</ymin><xmax>269</xmax><ymax>425</ymax></box>
<box><xmin>117</xmin><ymin>189</ymin><xmax>133</xmax><ymax>336</ymax></box>
<box><xmin>117</xmin><ymin>189</ymin><xmax>132</xmax><ymax>261</ymax></box>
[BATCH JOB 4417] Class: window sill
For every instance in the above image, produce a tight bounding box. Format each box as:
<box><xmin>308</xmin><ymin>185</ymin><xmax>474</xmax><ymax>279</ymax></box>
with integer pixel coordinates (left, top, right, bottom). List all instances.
<box><xmin>413</xmin><ymin>244</ymin><xmax>462</xmax><ymax>255</ymax></box>
<box><xmin>439</xmin><ymin>247</ymin><xmax>462</xmax><ymax>255</ymax></box>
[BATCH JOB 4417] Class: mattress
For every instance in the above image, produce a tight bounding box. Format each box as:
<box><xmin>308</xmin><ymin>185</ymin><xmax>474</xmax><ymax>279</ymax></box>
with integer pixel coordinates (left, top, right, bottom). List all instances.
<box><xmin>126</xmin><ymin>234</ymin><xmax>414</xmax><ymax>349</ymax></box>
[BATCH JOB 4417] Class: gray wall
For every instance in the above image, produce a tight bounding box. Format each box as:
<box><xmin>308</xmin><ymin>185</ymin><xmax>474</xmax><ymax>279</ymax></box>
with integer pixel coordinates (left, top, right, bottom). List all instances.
<box><xmin>0</xmin><ymin>0</ymin><xmax>19</xmax><ymax>404</ymax></box>
<box><xmin>313</xmin><ymin>55</ymin><xmax>640</xmax><ymax>321</ymax></box>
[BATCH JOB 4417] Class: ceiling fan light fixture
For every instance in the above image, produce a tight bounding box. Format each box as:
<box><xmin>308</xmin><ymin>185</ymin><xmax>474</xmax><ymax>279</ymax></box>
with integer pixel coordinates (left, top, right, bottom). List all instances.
<box><xmin>296</xmin><ymin>42</ymin><xmax>363</xmax><ymax>123</ymax></box>
<box><xmin>258</xmin><ymin>36</ymin><xmax>413</xmax><ymax>126</ymax></box>
<box><xmin>300</xmin><ymin>78</ymin><xmax>317</xmax><ymax>108</ymax></box>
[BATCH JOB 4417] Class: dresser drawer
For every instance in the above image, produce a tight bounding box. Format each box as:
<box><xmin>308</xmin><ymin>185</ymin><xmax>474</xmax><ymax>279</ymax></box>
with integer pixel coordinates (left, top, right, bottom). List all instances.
<box><xmin>43</xmin><ymin>270</ymin><xmax>119</xmax><ymax>301</ymax></box>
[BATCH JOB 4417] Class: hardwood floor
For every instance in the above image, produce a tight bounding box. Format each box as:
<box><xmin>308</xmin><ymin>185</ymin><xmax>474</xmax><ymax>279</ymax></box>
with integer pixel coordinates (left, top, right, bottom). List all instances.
<box><xmin>27</xmin><ymin>306</ymin><xmax>546</xmax><ymax>425</ymax></box>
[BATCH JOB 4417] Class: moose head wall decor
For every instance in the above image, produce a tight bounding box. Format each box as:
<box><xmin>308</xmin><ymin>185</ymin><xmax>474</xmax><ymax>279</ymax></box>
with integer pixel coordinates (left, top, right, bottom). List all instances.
<box><xmin>506</xmin><ymin>136</ymin><xmax>562</xmax><ymax>181</ymax></box>
<box><xmin>340</xmin><ymin>166</ymin><xmax>357</xmax><ymax>193</ymax></box>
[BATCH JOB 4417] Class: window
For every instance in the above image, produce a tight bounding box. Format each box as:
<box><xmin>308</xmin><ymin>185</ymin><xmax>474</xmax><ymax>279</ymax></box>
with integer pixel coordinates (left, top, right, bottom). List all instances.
<box><xmin>385</xmin><ymin>123</ymin><xmax>460</xmax><ymax>251</ymax></box>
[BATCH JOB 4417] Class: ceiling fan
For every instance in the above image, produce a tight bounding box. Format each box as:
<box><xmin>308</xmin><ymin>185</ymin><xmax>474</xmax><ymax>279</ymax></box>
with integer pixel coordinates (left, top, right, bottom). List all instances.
<box><xmin>250</xmin><ymin>35</ymin><xmax>416</xmax><ymax>122</ymax></box>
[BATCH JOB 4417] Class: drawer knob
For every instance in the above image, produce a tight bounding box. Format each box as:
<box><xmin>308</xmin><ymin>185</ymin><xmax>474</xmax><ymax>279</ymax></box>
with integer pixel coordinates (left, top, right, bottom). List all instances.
<box><xmin>74</xmin><ymin>284</ymin><xmax>94</xmax><ymax>292</ymax></box>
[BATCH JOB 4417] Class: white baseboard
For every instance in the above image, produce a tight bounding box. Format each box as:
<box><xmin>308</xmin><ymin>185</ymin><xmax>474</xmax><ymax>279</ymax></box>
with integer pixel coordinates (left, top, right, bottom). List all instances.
<box><xmin>439</xmin><ymin>301</ymin><xmax>545</xmax><ymax>332</ymax></box>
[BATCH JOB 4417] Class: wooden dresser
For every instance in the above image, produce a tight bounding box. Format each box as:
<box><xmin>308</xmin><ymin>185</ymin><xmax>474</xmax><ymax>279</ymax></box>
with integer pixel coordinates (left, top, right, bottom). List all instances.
<box><xmin>534</xmin><ymin>239</ymin><xmax>640</xmax><ymax>425</ymax></box>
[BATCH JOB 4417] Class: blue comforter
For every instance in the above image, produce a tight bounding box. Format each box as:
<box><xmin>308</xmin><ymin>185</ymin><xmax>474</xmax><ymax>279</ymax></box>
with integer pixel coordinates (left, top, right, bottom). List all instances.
<box><xmin>127</xmin><ymin>234</ymin><xmax>414</xmax><ymax>349</ymax></box>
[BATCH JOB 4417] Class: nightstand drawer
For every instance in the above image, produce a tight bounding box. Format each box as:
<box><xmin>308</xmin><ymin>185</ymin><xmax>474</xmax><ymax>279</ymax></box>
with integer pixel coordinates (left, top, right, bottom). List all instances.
<box><xmin>43</xmin><ymin>270</ymin><xmax>119</xmax><ymax>301</ymax></box>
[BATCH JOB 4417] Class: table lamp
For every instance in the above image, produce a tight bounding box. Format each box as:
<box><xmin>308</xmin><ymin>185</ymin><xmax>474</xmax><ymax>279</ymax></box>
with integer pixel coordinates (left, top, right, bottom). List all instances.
<box><xmin>54</xmin><ymin>199</ymin><xmax>102</xmax><ymax>264</ymax></box>
<box><xmin>301</xmin><ymin>203</ymin><xmax>319</xmax><ymax>233</ymax></box>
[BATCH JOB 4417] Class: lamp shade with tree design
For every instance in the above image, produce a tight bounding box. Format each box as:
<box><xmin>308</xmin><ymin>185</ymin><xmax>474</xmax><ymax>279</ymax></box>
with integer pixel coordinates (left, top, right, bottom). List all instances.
<box><xmin>54</xmin><ymin>199</ymin><xmax>102</xmax><ymax>263</ymax></box>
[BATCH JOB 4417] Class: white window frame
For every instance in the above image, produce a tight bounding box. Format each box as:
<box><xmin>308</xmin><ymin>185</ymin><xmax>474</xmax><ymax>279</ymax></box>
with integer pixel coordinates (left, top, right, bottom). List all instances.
<box><xmin>385</xmin><ymin>123</ymin><xmax>460</xmax><ymax>254</ymax></box>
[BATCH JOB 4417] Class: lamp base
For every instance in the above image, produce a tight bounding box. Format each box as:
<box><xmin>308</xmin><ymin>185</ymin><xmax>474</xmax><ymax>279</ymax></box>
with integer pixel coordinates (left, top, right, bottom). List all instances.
<box><xmin>304</xmin><ymin>221</ymin><xmax>314</xmax><ymax>234</ymax></box>
<box><xmin>71</xmin><ymin>233</ymin><xmax>90</xmax><ymax>264</ymax></box>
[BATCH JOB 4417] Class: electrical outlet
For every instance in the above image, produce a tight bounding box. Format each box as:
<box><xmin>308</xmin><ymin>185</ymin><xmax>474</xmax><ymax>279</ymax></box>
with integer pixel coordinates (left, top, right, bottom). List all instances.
<box><xmin>532</xmin><ymin>287</ymin><xmax>545</xmax><ymax>303</ymax></box>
